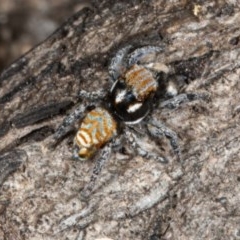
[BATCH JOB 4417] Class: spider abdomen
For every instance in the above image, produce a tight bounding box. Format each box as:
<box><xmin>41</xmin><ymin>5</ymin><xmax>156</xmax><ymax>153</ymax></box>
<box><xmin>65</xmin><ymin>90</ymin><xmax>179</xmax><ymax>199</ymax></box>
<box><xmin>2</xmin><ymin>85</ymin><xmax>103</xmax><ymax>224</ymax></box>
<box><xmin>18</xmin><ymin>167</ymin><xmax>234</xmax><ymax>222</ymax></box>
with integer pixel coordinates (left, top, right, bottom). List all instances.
<box><xmin>74</xmin><ymin>107</ymin><xmax>117</xmax><ymax>160</ymax></box>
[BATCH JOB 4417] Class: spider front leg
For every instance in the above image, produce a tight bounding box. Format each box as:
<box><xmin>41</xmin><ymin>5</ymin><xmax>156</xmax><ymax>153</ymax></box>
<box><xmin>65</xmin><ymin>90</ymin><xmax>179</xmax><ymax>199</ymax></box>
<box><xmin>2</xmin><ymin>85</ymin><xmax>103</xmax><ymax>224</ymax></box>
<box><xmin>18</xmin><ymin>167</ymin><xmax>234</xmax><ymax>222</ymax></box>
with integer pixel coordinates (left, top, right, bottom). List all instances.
<box><xmin>160</xmin><ymin>92</ymin><xmax>210</xmax><ymax>109</ymax></box>
<box><xmin>146</xmin><ymin>119</ymin><xmax>181</xmax><ymax>162</ymax></box>
<box><xmin>125</xmin><ymin>128</ymin><xmax>168</xmax><ymax>164</ymax></box>
<box><xmin>108</xmin><ymin>45</ymin><xmax>133</xmax><ymax>81</ymax></box>
<box><xmin>81</xmin><ymin>143</ymin><xmax>112</xmax><ymax>198</ymax></box>
<box><xmin>127</xmin><ymin>45</ymin><xmax>165</xmax><ymax>66</ymax></box>
<box><xmin>78</xmin><ymin>89</ymin><xmax>106</xmax><ymax>101</ymax></box>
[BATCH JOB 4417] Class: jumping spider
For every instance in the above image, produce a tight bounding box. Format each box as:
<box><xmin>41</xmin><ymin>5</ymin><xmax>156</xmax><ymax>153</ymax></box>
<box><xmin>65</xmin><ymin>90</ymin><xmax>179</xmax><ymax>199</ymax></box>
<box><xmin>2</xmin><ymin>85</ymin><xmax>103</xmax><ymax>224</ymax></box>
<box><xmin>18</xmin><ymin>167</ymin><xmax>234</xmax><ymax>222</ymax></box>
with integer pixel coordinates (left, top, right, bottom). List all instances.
<box><xmin>54</xmin><ymin>45</ymin><xmax>204</xmax><ymax>197</ymax></box>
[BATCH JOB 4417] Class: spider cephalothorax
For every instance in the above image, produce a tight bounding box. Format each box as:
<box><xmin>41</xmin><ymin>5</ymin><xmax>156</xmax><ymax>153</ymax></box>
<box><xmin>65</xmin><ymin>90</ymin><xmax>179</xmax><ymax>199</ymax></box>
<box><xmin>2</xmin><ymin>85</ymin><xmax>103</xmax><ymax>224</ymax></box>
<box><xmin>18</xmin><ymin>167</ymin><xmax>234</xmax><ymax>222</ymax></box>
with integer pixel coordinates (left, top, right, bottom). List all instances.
<box><xmin>109</xmin><ymin>46</ymin><xmax>165</xmax><ymax>123</ymax></box>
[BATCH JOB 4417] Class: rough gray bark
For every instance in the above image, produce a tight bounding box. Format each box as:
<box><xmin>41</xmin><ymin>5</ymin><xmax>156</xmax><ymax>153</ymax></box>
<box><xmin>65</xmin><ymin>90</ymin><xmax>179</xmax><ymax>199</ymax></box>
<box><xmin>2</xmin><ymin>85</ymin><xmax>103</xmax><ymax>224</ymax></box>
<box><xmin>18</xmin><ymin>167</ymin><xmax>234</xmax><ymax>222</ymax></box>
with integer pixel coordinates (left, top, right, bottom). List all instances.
<box><xmin>0</xmin><ymin>1</ymin><xmax>240</xmax><ymax>239</ymax></box>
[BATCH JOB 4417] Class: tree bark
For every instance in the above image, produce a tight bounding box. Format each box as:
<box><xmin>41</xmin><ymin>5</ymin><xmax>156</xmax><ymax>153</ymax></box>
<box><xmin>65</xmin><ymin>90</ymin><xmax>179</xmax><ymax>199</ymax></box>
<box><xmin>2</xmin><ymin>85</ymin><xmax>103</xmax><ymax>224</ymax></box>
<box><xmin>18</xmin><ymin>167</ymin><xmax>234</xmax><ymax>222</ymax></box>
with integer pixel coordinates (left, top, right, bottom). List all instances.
<box><xmin>0</xmin><ymin>1</ymin><xmax>240</xmax><ymax>239</ymax></box>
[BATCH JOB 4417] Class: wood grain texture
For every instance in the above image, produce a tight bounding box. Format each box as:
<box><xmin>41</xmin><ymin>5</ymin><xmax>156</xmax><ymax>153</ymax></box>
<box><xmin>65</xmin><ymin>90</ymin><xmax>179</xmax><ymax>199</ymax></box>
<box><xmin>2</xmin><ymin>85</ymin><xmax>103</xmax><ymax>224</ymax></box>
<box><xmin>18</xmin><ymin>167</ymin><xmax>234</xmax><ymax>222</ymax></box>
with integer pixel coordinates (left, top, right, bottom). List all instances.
<box><xmin>0</xmin><ymin>1</ymin><xmax>240</xmax><ymax>239</ymax></box>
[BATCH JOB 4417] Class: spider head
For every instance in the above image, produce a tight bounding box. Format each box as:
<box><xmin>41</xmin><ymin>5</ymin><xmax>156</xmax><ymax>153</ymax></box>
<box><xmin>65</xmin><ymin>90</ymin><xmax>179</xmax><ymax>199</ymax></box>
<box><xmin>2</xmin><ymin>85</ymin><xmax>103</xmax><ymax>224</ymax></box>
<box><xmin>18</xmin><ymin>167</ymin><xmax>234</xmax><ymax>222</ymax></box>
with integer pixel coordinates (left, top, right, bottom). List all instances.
<box><xmin>109</xmin><ymin>78</ymin><xmax>151</xmax><ymax>124</ymax></box>
<box><xmin>109</xmin><ymin>63</ymin><xmax>158</xmax><ymax>124</ymax></box>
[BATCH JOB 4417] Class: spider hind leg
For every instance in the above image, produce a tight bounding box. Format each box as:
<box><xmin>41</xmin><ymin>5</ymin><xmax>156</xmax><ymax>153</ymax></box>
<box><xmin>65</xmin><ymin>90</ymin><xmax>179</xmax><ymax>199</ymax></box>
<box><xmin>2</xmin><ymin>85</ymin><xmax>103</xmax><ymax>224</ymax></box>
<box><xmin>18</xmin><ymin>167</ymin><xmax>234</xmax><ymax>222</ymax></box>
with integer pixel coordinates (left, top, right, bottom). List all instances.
<box><xmin>81</xmin><ymin>143</ymin><xmax>112</xmax><ymax>198</ymax></box>
<box><xmin>53</xmin><ymin>104</ymin><xmax>86</xmax><ymax>145</ymax></box>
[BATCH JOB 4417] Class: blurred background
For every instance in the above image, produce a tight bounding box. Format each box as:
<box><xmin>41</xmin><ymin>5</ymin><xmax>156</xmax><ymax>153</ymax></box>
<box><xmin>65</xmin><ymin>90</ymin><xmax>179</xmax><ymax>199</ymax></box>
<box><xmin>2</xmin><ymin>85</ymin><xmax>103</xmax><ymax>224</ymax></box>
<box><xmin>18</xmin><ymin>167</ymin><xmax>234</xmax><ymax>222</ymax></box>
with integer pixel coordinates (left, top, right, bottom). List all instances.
<box><xmin>0</xmin><ymin>0</ymin><xmax>90</xmax><ymax>73</ymax></box>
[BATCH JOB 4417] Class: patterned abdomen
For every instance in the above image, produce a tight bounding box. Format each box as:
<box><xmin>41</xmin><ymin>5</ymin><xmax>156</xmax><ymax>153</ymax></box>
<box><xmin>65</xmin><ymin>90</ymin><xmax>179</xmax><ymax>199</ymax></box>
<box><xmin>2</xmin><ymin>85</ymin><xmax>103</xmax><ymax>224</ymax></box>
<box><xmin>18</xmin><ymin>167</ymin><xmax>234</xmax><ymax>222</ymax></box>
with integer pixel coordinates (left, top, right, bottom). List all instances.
<box><xmin>74</xmin><ymin>107</ymin><xmax>117</xmax><ymax>160</ymax></box>
<box><xmin>125</xmin><ymin>64</ymin><xmax>158</xmax><ymax>100</ymax></box>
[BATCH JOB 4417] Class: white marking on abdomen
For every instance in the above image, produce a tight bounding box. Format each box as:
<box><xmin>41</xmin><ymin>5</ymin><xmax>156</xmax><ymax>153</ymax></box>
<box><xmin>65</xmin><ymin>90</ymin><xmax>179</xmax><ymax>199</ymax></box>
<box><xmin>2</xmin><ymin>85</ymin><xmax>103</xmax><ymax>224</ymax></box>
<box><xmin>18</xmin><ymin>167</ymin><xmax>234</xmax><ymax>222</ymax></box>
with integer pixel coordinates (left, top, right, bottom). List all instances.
<box><xmin>76</xmin><ymin>130</ymin><xmax>92</xmax><ymax>147</ymax></box>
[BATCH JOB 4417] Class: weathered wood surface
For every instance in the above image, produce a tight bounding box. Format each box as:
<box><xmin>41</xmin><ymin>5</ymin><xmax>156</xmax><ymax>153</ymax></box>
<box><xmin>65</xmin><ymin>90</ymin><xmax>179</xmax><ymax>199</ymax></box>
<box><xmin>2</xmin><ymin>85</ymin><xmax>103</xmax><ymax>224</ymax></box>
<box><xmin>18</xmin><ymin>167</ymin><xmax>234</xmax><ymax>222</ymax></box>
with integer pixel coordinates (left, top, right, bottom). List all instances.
<box><xmin>0</xmin><ymin>1</ymin><xmax>240</xmax><ymax>239</ymax></box>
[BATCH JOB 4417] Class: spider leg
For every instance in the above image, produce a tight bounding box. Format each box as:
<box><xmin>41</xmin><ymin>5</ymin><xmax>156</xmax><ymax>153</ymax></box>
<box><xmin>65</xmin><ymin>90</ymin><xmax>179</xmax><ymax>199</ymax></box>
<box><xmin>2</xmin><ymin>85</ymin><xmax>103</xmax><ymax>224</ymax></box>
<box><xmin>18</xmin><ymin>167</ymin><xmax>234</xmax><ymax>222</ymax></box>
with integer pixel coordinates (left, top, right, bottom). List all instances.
<box><xmin>146</xmin><ymin>119</ymin><xmax>181</xmax><ymax>162</ymax></box>
<box><xmin>127</xmin><ymin>46</ymin><xmax>164</xmax><ymax>67</ymax></box>
<box><xmin>160</xmin><ymin>92</ymin><xmax>209</xmax><ymax>110</ymax></box>
<box><xmin>125</xmin><ymin>128</ymin><xmax>168</xmax><ymax>164</ymax></box>
<box><xmin>53</xmin><ymin>104</ymin><xmax>85</xmax><ymax>141</ymax></box>
<box><xmin>54</xmin><ymin>86</ymin><xmax>112</xmax><ymax>141</ymax></box>
<box><xmin>78</xmin><ymin>89</ymin><xmax>106</xmax><ymax>101</ymax></box>
<box><xmin>81</xmin><ymin>143</ymin><xmax>112</xmax><ymax>198</ymax></box>
<box><xmin>109</xmin><ymin>45</ymin><xmax>133</xmax><ymax>81</ymax></box>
